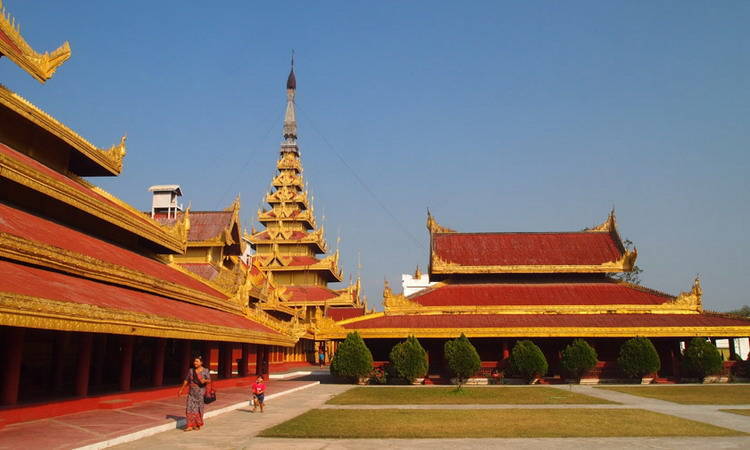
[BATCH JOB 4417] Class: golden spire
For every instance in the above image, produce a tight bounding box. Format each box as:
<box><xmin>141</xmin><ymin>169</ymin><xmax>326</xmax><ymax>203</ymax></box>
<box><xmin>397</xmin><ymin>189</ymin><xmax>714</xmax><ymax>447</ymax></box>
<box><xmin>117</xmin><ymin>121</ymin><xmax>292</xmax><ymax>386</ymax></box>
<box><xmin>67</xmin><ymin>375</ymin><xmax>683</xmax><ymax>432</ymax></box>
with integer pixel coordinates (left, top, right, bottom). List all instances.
<box><xmin>414</xmin><ymin>265</ymin><xmax>423</xmax><ymax>279</ymax></box>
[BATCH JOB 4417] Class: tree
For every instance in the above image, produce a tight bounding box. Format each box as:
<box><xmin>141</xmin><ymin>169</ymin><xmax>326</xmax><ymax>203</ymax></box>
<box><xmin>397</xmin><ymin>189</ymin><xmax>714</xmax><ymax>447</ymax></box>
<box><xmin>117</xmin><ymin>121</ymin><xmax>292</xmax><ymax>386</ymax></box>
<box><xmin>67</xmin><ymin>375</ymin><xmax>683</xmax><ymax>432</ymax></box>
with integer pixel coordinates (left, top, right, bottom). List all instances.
<box><xmin>444</xmin><ymin>333</ymin><xmax>481</xmax><ymax>388</ymax></box>
<box><xmin>509</xmin><ymin>340</ymin><xmax>548</xmax><ymax>383</ymax></box>
<box><xmin>330</xmin><ymin>332</ymin><xmax>373</xmax><ymax>382</ymax></box>
<box><xmin>560</xmin><ymin>339</ymin><xmax>598</xmax><ymax>382</ymax></box>
<box><xmin>727</xmin><ymin>306</ymin><xmax>750</xmax><ymax>318</ymax></box>
<box><xmin>617</xmin><ymin>337</ymin><xmax>660</xmax><ymax>379</ymax></box>
<box><xmin>389</xmin><ymin>335</ymin><xmax>428</xmax><ymax>383</ymax></box>
<box><xmin>683</xmin><ymin>338</ymin><xmax>723</xmax><ymax>378</ymax></box>
<box><xmin>610</xmin><ymin>239</ymin><xmax>643</xmax><ymax>285</ymax></box>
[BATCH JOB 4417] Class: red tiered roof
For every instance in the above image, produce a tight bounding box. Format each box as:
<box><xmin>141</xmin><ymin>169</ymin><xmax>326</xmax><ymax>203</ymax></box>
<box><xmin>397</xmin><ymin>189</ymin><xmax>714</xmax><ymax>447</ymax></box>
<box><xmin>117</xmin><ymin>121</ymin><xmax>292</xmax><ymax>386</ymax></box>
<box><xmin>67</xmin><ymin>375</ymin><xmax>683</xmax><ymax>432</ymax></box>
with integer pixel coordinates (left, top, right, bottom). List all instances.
<box><xmin>326</xmin><ymin>307</ymin><xmax>366</xmax><ymax>321</ymax></box>
<box><xmin>0</xmin><ymin>202</ymin><xmax>224</xmax><ymax>298</ymax></box>
<box><xmin>0</xmin><ymin>260</ymin><xmax>279</xmax><ymax>334</ymax></box>
<box><xmin>343</xmin><ymin>313</ymin><xmax>750</xmax><ymax>330</ymax></box>
<box><xmin>283</xmin><ymin>285</ymin><xmax>339</xmax><ymax>302</ymax></box>
<box><xmin>410</xmin><ymin>282</ymin><xmax>672</xmax><ymax>307</ymax></box>
<box><xmin>432</xmin><ymin>232</ymin><xmax>623</xmax><ymax>267</ymax></box>
<box><xmin>180</xmin><ymin>263</ymin><xmax>220</xmax><ymax>281</ymax></box>
<box><xmin>0</xmin><ymin>143</ymin><xmax>161</xmax><ymax>230</ymax></box>
<box><xmin>153</xmin><ymin>211</ymin><xmax>235</xmax><ymax>242</ymax></box>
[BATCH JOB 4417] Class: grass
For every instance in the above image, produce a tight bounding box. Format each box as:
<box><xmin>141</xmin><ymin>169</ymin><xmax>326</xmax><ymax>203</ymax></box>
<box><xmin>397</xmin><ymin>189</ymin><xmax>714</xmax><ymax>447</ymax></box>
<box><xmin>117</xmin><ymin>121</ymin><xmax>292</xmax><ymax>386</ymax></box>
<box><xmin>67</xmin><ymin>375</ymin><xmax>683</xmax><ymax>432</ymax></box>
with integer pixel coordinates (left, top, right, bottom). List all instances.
<box><xmin>721</xmin><ymin>409</ymin><xmax>750</xmax><ymax>417</ymax></box>
<box><xmin>259</xmin><ymin>408</ymin><xmax>745</xmax><ymax>438</ymax></box>
<box><xmin>326</xmin><ymin>386</ymin><xmax>614</xmax><ymax>405</ymax></box>
<box><xmin>596</xmin><ymin>385</ymin><xmax>750</xmax><ymax>405</ymax></box>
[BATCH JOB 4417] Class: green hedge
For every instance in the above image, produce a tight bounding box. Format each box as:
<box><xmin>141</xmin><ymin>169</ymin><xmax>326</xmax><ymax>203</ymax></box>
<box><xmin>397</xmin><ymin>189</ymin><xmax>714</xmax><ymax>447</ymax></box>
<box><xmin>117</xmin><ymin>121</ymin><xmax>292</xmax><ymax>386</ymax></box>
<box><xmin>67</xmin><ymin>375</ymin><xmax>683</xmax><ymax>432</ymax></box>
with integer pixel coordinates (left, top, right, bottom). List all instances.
<box><xmin>509</xmin><ymin>340</ymin><xmax>548</xmax><ymax>382</ymax></box>
<box><xmin>560</xmin><ymin>339</ymin><xmax>598</xmax><ymax>381</ymax></box>
<box><xmin>330</xmin><ymin>332</ymin><xmax>373</xmax><ymax>381</ymax></box>
<box><xmin>618</xmin><ymin>337</ymin><xmax>660</xmax><ymax>378</ymax></box>
<box><xmin>683</xmin><ymin>338</ymin><xmax>723</xmax><ymax>378</ymax></box>
<box><xmin>389</xmin><ymin>335</ymin><xmax>428</xmax><ymax>382</ymax></box>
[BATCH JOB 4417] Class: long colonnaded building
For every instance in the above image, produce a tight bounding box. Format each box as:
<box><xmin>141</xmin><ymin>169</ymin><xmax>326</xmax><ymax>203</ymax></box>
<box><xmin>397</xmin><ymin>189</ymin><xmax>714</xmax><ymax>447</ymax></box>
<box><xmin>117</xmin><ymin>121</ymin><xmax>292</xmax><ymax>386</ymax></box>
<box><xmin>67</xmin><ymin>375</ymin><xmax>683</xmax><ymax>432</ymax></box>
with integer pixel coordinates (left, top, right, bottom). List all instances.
<box><xmin>317</xmin><ymin>212</ymin><xmax>750</xmax><ymax>380</ymax></box>
<box><xmin>0</xmin><ymin>3</ymin><xmax>302</xmax><ymax>423</ymax></box>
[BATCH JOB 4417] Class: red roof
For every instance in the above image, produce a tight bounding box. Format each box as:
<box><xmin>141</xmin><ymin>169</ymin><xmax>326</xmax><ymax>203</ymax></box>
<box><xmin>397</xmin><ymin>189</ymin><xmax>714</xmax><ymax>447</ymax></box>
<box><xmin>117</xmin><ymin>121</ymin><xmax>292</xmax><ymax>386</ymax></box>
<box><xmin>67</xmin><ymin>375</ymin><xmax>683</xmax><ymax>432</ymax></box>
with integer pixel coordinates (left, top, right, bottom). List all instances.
<box><xmin>180</xmin><ymin>263</ymin><xmax>220</xmax><ymax>281</ymax></box>
<box><xmin>432</xmin><ymin>232</ymin><xmax>623</xmax><ymax>268</ymax></box>
<box><xmin>283</xmin><ymin>285</ymin><xmax>339</xmax><ymax>302</ymax></box>
<box><xmin>410</xmin><ymin>282</ymin><xmax>672</xmax><ymax>307</ymax></box>
<box><xmin>154</xmin><ymin>211</ymin><xmax>234</xmax><ymax>242</ymax></box>
<box><xmin>0</xmin><ymin>259</ymin><xmax>279</xmax><ymax>334</ymax></box>
<box><xmin>344</xmin><ymin>313</ymin><xmax>750</xmax><ymax>330</ymax></box>
<box><xmin>0</xmin><ymin>202</ymin><xmax>224</xmax><ymax>298</ymax></box>
<box><xmin>286</xmin><ymin>256</ymin><xmax>324</xmax><ymax>267</ymax></box>
<box><xmin>326</xmin><ymin>307</ymin><xmax>366</xmax><ymax>321</ymax></box>
<box><xmin>0</xmin><ymin>143</ymin><xmax>166</xmax><ymax>238</ymax></box>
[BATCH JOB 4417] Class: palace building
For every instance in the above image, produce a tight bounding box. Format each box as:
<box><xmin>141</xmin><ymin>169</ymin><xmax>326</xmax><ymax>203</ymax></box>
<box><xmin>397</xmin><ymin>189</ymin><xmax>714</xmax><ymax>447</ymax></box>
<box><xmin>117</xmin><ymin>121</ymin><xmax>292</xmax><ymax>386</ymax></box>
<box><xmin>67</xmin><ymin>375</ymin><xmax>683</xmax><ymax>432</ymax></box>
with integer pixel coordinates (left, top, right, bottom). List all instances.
<box><xmin>0</xmin><ymin>3</ymin><xmax>302</xmax><ymax>421</ymax></box>
<box><xmin>318</xmin><ymin>212</ymin><xmax>750</xmax><ymax>381</ymax></box>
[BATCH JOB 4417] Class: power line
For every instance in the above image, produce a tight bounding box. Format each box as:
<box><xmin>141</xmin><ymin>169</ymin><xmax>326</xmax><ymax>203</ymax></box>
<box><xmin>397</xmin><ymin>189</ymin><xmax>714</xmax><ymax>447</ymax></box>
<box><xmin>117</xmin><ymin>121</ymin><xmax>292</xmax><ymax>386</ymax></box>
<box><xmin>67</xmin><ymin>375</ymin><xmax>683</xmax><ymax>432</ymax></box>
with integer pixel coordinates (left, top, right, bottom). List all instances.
<box><xmin>297</xmin><ymin>106</ymin><xmax>426</xmax><ymax>251</ymax></box>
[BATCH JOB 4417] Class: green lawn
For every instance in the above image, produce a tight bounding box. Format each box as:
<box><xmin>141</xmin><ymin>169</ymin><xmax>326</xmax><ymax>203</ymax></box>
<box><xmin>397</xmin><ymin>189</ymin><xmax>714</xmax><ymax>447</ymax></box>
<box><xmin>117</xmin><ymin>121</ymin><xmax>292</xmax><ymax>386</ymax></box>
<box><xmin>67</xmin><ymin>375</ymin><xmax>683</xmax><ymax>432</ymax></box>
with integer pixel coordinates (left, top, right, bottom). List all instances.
<box><xmin>259</xmin><ymin>409</ymin><xmax>744</xmax><ymax>438</ymax></box>
<box><xmin>326</xmin><ymin>386</ymin><xmax>614</xmax><ymax>405</ymax></box>
<box><xmin>596</xmin><ymin>386</ymin><xmax>750</xmax><ymax>405</ymax></box>
<box><xmin>721</xmin><ymin>409</ymin><xmax>750</xmax><ymax>417</ymax></box>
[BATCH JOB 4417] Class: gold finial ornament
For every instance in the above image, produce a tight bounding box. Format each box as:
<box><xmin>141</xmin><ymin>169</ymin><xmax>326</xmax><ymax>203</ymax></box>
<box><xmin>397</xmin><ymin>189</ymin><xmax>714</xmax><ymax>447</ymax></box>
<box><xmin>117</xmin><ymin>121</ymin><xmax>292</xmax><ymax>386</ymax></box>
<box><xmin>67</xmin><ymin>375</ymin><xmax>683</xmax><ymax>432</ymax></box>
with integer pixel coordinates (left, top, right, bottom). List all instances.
<box><xmin>426</xmin><ymin>210</ymin><xmax>456</xmax><ymax>233</ymax></box>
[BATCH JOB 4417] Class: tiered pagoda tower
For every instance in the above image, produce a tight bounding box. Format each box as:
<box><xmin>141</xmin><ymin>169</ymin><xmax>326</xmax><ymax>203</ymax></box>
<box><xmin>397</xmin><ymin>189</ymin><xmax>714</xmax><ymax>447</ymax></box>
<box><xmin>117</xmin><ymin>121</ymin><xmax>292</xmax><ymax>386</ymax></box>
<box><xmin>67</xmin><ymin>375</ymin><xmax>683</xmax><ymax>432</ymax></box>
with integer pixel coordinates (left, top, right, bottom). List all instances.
<box><xmin>248</xmin><ymin>62</ymin><xmax>362</xmax><ymax>321</ymax></box>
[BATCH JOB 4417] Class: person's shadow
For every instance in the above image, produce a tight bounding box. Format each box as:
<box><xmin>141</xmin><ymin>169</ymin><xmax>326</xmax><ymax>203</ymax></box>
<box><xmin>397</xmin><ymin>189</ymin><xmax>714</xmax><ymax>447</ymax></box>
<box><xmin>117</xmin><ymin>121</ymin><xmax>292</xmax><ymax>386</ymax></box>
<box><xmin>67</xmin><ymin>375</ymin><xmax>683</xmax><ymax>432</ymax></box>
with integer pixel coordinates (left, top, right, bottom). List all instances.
<box><xmin>166</xmin><ymin>415</ymin><xmax>187</xmax><ymax>429</ymax></box>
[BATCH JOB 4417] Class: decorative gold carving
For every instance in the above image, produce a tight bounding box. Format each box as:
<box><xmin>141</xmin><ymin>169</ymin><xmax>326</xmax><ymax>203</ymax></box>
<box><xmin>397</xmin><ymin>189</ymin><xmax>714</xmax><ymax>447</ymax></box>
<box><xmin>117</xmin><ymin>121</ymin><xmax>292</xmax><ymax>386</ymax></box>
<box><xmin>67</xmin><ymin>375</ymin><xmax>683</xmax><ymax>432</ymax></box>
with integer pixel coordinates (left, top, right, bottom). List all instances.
<box><xmin>383</xmin><ymin>280</ymin><xmax>422</xmax><ymax>311</ymax></box>
<box><xmin>0</xmin><ymin>292</ymin><xmax>296</xmax><ymax>346</ymax></box>
<box><xmin>430</xmin><ymin>251</ymin><xmax>638</xmax><ymax>274</ymax></box>
<box><xmin>0</xmin><ymin>85</ymin><xmax>126</xmax><ymax>175</ymax></box>
<box><xmin>426</xmin><ymin>210</ymin><xmax>456</xmax><ymax>233</ymax></box>
<box><xmin>0</xmin><ymin>1</ymin><xmax>71</xmax><ymax>82</ymax></box>
<box><xmin>585</xmin><ymin>208</ymin><xmax>617</xmax><ymax>232</ymax></box>
<box><xmin>672</xmin><ymin>276</ymin><xmax>703</xmax><ymax>311</ymax></box>
<box><xmin>0</xmin><ymin>148</ymin><xmax>185</xmax><ymax>253</ymax></box>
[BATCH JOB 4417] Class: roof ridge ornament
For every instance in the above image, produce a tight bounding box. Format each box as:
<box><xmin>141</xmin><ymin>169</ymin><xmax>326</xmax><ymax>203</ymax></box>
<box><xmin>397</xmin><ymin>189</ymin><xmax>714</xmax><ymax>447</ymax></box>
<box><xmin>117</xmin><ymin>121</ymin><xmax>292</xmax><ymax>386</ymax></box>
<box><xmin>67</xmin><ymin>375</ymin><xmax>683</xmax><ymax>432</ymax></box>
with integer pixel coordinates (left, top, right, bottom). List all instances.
<box><xmin>672</xmin><ymin>275</ymin><xmax>703</xmax><ymax>311</ymax></box>
<box><xmin>426</xmin><ymin>209</ymin><xmax>456</xmax><ymax>234</ymax></box>
<box><xmin>586</xmin><ymin>208</ymin><xmax>617</xmax><ymax>232</ymax></box>
<box><xmin>0</xmin><ymin>1</ymin><xmax>71</xmax><ymax>82</ymax></box>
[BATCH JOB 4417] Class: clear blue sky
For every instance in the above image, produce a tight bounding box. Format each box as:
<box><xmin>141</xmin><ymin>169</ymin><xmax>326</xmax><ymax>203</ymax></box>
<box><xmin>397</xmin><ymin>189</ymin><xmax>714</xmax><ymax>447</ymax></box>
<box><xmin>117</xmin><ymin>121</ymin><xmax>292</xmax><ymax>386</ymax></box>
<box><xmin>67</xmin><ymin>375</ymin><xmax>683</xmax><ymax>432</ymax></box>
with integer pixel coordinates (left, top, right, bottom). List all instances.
<box><xmin>3</xmin><ymin>1</ymin><xmax>748</xmax><ymax>311</ymax></box>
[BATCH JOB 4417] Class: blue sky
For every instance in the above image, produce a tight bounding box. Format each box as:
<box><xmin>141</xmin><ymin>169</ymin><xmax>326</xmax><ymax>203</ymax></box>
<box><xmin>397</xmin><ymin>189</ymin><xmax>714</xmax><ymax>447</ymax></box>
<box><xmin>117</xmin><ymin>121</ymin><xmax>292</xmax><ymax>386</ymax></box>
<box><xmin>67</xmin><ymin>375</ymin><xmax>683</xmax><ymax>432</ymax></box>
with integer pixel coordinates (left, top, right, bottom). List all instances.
<box><xmin>3</xmin><ymin>1</ymin><xmax>748</xmax><ymax>310</ymax></box>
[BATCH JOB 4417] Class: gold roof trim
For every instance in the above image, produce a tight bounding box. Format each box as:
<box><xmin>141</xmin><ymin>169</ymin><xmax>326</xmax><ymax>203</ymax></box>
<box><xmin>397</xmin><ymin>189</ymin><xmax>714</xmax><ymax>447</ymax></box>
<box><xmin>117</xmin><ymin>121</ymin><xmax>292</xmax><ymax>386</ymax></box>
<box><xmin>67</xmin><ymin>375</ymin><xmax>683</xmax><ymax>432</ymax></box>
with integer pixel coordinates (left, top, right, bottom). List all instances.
<box><xmin>672</xmin><ymin>276</ymin><xmax>703</xmax><ymax>311</ymax></box>
<box><xmin>430</xmin><ymin>250</ymin><xmax>638</xmax><ymax>274</ymax></box>
<box><xmin>0</xmin><ymin>150</ymin><xmax>186</xmax><ymax>253</ymax></box>
<box><xmin>0</xmin><ymin>292</ymin><xmax>296</xmax><ymax>346</ymax></box>
<box><xmin>317</xmin><ymin>324</ymin><xmax>750</xmax><ymax>340</ymax></box>
<box><xmin>383</xmin><ymin>279</ymin><xmax>422</xmax><ymax>311</ymax></box>
<box><xmin>585</xmin><ymin>208</ymin><xmax>617</xmax><ymax>232</ymax></box>
<box><xmin>0</xmin><ymin>2</ymin><xmax>71</xmax><ymax>82</ymax></box>
<box><xmin>0</xmin><ymin>85</ymin><xmax>126</xmax><ymax>175</ymax></box>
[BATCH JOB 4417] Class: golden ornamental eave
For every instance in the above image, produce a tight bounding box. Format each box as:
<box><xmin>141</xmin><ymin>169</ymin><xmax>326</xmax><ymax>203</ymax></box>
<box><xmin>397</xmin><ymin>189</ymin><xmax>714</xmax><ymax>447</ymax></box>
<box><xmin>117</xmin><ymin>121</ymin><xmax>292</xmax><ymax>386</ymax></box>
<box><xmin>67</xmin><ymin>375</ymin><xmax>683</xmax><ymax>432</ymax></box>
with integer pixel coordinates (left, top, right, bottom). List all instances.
<box><xmin>0</xmin><ymin>152</ymin><xmax>186</xmax><ymax>253</ymax></box>
<box><xmin>317</xmin><ymin>325</ymin><xmax>750</xmax><ymax>340</ymax></box>
<box><xmin>0</xmin><ymin>231</ymin><xmax>243</xmax><ymax>315</ymax></box>
<box><xmin>426</xmin><ymin>211</ymin><xmax>456</xmax><ymax>234</ymax></box>
<box><xmin>0</xmin><ymin>2</ymin><xmax>71</xmax><ymax>82</ymax></box>
<box><xmin>0</xmin><ymin>85</ymin><xmax>126</xmax><ymax>175</ymax></box>
<box><xmin>0</xmin><ymin>292</ymin><xmax>297</xmax><ymax>346</ymax></box>
<box><xmin>429</xmin><ymin>250</ymin><xmax>638</xmax><ymax>274</ymax></box>
<box><xmin>378</xmin><ymin>303</ymin><xmax>702</xmax><ymax>316</ymax></box>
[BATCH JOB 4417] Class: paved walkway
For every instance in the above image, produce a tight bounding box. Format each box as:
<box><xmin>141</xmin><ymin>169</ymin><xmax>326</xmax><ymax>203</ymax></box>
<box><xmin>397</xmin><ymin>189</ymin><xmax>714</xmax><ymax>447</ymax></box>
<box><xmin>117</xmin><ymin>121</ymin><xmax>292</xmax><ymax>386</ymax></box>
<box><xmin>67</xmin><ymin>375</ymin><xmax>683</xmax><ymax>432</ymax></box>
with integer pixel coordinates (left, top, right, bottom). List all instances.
<box><xmin>0</xmin><ymin>379</ymin><xmax>317</xmax><ymax>450</ymax></box>
<box><xmin>111</xmin><ymin>383</ymin><xmax>750</xmax><ymax>449</ymax></box>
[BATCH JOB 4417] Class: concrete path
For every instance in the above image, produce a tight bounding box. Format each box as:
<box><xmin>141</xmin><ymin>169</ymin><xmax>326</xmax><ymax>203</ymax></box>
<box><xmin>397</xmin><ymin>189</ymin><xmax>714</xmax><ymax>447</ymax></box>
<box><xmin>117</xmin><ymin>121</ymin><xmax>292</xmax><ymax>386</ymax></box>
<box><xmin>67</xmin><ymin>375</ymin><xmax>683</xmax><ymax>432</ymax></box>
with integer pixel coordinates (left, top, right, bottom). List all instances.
<box><xmin>113</xmin><ymin>383</ymin><xmax>349</xmax><ymax>449</ymax></box>
<box><xmin>550</xmin><ymin>385</ymin><xmax>750</xmax><ymax>434</ymax></box>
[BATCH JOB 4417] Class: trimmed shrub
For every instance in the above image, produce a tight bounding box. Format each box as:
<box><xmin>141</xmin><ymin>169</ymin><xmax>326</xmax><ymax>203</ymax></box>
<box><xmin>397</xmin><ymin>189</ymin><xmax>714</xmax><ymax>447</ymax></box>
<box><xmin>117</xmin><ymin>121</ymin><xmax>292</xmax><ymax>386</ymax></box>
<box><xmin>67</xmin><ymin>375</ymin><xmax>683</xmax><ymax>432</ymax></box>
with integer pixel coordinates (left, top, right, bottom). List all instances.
<box><xmin>389</xmin><ymin>335</ymin><xmax>428</xmax><ymax>383</ymax></box>
<box><xmin>330</xmin><ymin>332</ymin><xmax>373</xmax><ymax>381</ymax></box>
<box><xmin>617</xmin><ymin>337</ymin><xmax>660</xmax><ymax>378</ymax></box>
<box><xmin>560</xmin><ymin>339</ymin><xmax>598</xmax><ymax>381</ymax></box>
<box><xmin>509</xmin><ymin>340</ymin><xmax>548</xmax><ymax>383</ymax></box>
<box><xmin>444</xmin><ymin>333</ymin><xmax>481</xmax><ymax>387</ymax></box>
<box><xmin>683</xmin><ymin>338</ymin><xmax>723</xmax><ymax>378</ymax></box>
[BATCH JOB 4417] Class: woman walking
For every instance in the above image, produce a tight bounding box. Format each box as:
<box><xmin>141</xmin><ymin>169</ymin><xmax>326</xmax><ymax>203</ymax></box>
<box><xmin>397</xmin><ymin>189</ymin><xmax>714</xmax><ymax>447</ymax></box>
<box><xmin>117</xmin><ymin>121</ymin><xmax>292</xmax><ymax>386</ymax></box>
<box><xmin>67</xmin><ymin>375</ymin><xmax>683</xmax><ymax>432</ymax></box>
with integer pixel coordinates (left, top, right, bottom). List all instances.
<box><xmin>178</xmin><ymin>356</ymin><xmax>211</xmax><ymax>431</ymax></box>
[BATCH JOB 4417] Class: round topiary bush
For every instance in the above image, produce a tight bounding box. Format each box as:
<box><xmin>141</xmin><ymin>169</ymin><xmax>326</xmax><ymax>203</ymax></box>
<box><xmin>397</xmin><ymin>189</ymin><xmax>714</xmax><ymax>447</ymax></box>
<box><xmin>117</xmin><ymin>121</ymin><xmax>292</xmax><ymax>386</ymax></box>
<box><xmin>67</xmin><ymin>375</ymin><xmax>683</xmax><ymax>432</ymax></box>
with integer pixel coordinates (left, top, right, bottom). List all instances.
<box><xmin>509</xmin><ymin>340</ymin><xmax>548</xmax><ymax>383</ymax></box>
<box><xmin>444</xmin><ymin>333</ymin><xmax>481</xmax><ymax>387</ymax></box>
<box><xmin>560</xmin><ymin>339</ymin><xmax>598</xmax><ymax>382</ymax></box>
<box><xmin>682</xmin><ymin>338</ymin><xmax>723</xmax><ymax>378</ymax></box>
<box><xmin>389</xmin><ymin>335</ymin><xmax>428</xmax><ymax>383</ymax></box>
<box><xmin>330</xmin><ymin>331</ymin><xmax>373</xmax><ymax>382</ymax></box>
<box><xmin>617</xmin><ymin>337</ymin><xmax>660</xmax><ymax>379</ymax></box>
